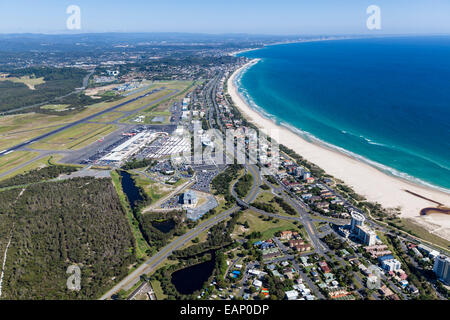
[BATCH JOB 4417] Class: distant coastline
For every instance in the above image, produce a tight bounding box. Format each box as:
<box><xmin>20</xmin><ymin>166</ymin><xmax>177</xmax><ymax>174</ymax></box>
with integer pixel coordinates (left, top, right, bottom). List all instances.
<box><xmin>228</xmin><ymin>58</ymin><xmax>450</xmax><ymax>240</ymax></box>
<box><xmin>228</xmin><ymin>35</ymin><xmax>361</xmax><ymax>57</ymax></box>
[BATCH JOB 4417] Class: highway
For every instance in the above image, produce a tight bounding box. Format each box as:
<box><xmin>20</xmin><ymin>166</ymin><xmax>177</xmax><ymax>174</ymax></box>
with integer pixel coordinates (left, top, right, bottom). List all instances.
<box><xmin>231</xmin><ymin>170</ymin><xmax>330</xmax><ymax>255</ymax></box>
<box><xmin>99</xmin><ymin>69</ymin><xmax>405</xmax><ymax>301</ymax></box>
<box><xmin>100</xmin><ymin>205</ymin><xmax>239</xmax><ymax>300</ymax></box>
<box><xmin>100</xmin><ymin>103</ymin><xmax>264</xmax><ymax>299</ymax></box>
<box><xmin>205</xmin><ymin>69</ymin><xmax>332</xmax><ymax>260</ymax></box>
<box><xmin>100</xmin><ymin>155</ymin><xmax>262</xmax><ymax>299</ymax></box>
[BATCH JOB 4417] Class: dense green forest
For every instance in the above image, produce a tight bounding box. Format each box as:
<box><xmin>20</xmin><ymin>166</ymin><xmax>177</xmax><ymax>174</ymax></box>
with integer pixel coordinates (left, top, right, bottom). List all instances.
<box><xmin>172</xmin><ymin>211</ymin><xmax>241</xmax><ymax>259</ymax></box>
<box><xmin>274</xmin><ymin>196</ymin><xmax>297</xmax><ymax>215</ymax></box>
<box><xmin>251</xmin><ymin>201</ymin><xmax>277</xmax><ymax>213</ymax></box>
<box><xmin>0</xmin><ymin>67</ymin><xmax>87</xmax><ymax>112</ymax></box>
<box><xmin>139</xmin><ymin>211</ymin><xmax>186</xmax><ymax>254</ymax></box>
<box><xmin>211</xmin><ymin>164</ymin><xmax>242</xmax><ymax>195</ymax></box>
<box><xmin>149</xmin><ymin>211</ymin><xmax>242</xmax><ymax>299</ymax></box>
<box><xmin>35</xmin><ymin>92</ymin><xmax>119</xmax><ymax>116</ymax></box>
<box><xmin>0</xmin><ymin>165</ymin><xmax>79</xmax><ymax>188</ymax></box>
<box><xmin>0</xmin><ymin>177</ymin><xmax>136</xmax><ymax>299</ymax></box>
<box><xmin>234</xmin><ymin>173</ymin><xmax>253</xmax><ymax>198</ymax></box>
<box><xmin>121</xmin><ymin>158</ymin><xmax>157</xmax><ymax>170</ymax></box>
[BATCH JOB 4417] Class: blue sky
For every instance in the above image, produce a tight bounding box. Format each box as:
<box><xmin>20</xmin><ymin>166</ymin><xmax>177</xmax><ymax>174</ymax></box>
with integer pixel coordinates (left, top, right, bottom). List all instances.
<box><xmin>1</xmin><ymin>0</ymin><xmax>449</xmax><ymax>34</ymax></box>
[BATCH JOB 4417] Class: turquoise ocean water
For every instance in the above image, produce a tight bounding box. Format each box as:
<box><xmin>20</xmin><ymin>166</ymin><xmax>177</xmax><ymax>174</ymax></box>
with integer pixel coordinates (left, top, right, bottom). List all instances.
<box><xmin>236</xmin><ymin>37</ymin><xmax>450</xmax><ymax>192</ymax></box>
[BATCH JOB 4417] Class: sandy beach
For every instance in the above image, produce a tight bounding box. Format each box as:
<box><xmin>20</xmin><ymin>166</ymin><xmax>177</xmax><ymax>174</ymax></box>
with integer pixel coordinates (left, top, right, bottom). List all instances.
<box><xmin>228</xmin><ymin>60</ymin><xmax>450</xmax><ymax>241</ymax></box>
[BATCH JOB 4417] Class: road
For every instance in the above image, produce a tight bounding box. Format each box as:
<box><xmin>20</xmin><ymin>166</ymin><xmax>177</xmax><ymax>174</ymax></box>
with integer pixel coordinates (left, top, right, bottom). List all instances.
<box><xmin>204</xmin><ymin>76</ymin><xmax>334</xmax><ymax>256</ymax></box>
<box><xmin>204</xmin><ymin>74</ymin><xmax>340</xmax><ymax>298</ymax></box>
<box><xmin>272</xmin><ymin>237</ymin><xmax>326</xmax><ymax>299</ymax></box>
<box><xmin>100</xmin><ymin>148</ymin><xmax>261</xmax><ymax>299</ymax></box>
<box><xmin>231</xmin><ymin>171</ymin><xmax>330</xmax><ymax>255</ymax></box>
<box><xmin>100</xmin><ymin>204</ymin><xmax>239</xmax><ymax>300</ymax></box>
<box><xmin>204</xmin><ymin>73</ymin><xmax>223</xmax><ymax>131</ymax></box>
<box><xmin>99</xmin><ymin>68</ymin><xmax>421</xmax><ymax>301</ymax></box>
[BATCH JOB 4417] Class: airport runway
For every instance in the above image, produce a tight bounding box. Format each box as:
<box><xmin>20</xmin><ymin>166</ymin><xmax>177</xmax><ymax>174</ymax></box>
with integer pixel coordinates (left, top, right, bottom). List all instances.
<box><xmin>0</xmin><ymin>89</ymin><xmax>179</xmax><ymax>157</ymax></box>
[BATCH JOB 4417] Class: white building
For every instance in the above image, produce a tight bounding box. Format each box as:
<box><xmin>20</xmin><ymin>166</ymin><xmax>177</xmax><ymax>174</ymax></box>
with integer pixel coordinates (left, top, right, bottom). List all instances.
<box><xmin>381</xmin><ymin>259</ymin><xmax>401</xmax><ymax>272</ymax></box>
<box><xmin>101</xmin><ymin>131</ymin><xmax>156</xmax><ymax>164</ymax></box>
<box><xmin>350</xmin><ymin>212</ymin><xmax>365</xmax><ymax>231</ymax></box>
<box><xmin>253</xmin><ymin>279</ymin><xmax>262</xmax><ymax>288</ymax></box>
<box><xmin>106</xmin><ymin>70</ymin><xmax>120</xmax><ymax>76</ymax></box>
<box><xmin>248</xmin><ymin>269</ymin><xmax>263</xmax><ymax>277</ymax></box>
<box><xmin>357</xmin><ymin>225</ymin><xmax>377</xmax><ymax>246</ymax></box>
<box><xmin>180</xmin><ymin>190</ymin><xmax>198</xmax><ymax>208</ymax></box>
<box><xmin>429</xmin><ymin>250</ymin><xmax>440</xmax><ymax>260</ymax></box>
<box><xmin>433</xmin><ymin>255</ymin><xmax>450</xmax><ymax>285</ymax></box>
<box><xmin>349</xmin><ymin>211</ymin><xmax>378</xmax><ymax>246</ymax></box>
<box><xmin>285</xmin><ymin>290</ymin><xmax>299</xmax><ymax>300</ymax></box>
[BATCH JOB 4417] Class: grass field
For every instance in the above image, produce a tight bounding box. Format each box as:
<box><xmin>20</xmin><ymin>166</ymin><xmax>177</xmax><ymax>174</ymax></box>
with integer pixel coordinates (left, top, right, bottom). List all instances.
<box><xmin>0</xmin><ymin>75</ymin><xmax>45</xmax><ymax>90</ymax></box>
<box><xmin>0</xmin><ymin>151</ymin><xmax>39</xmax><ymax>177</ymax></box>
<box><xmin>31</xmin><ymin>123</ymin><xmax>117</xmax><ymax>150</ymax></box>
<box><xmin>116</xmin><ymin>89</ymin><xmax>173</xmax><ymax>112</ymax></box>
<box><xmin>255</xmin><ymin>192</ymin><xmax>283</xmax><ymax>214</ymax></box>
<box><xmin>313</xmin><ymin>220</ymin><xmax>329</xmax><ymax>229</ymax></box>
<box><xmin>111</xmin><ymin>170</ymin><xmax>150</xmax><ymax>260</ymax></box>
<box><xmin>235</xmin><ymin>210</ymin><xmax>300</xmax><ymax>241</ymax></box>
<box><xmin>0</xmin><ymin>123</ymin><xmax>66</xmax><ymax>151</ymax></box>
<box><xmin>0</xmin><ymin>154</ymin><xmax>67</xmax><ymax>182</ymax></box>
<box><xmin>171</xmin><ymin>177</ymin><xmax>187</xmax><ymax>187</ymax></box>
<box><xmin>151</xmin><ymin>280</ymin><xmax>167</xmax><ymax>300</ymax></box>
<box><xmin>144</xmin><ymin>111</ymin><xmax>170</xmax><ymax>124</ymax></box>
<box><xmin>132</xmin><ymin>173</ymin><xmax>174</xmax><ymax>205</ymax></box>
<box><xmin>120</xmin><ymin>111</ymin><xmax>171</xmax><ymax>125</ymax></box>
<box><xmin>254</xmin><ymin>191</ymin><xmax>296</xmax><ymax>217</ymax></box>
<box><xmin>179</xmin><ymin>228</ymin><xmax>210</xmax><ymax>251</ymax></box>
<box><xmin>142</xmin><ymin>81</ymin><xmax>196</xmax><ymax>114</ymax></box>
<box><xmin>0</xmin><ymin>84</ymin><xmax>169</xmax><ymax>151</ymax></box>
<box><xmin>91</xmin><ymin>111</ymin><xmax>124</xmax><ymax>123</ymax></box>
<box><xmin>399</xmin><ymin>218</ymin><xmax>450</xmax><ymax>251</ymax></box>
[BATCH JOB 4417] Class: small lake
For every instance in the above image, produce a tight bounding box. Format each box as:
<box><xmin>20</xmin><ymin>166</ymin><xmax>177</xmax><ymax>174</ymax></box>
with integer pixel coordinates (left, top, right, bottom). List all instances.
<box><xmin>119</xmin><ymin>170</ymin><xmax>143</xmax><ymax>211</ymax></box>
<box><xmin>152</xmin><ymin>219</ymin><xmax>175</xmax><ymax>233</ymax></box>
<box><xmin>171</xmin><ymin>252</ymin><xmax>216</xmax><ymax>295</ymax></box>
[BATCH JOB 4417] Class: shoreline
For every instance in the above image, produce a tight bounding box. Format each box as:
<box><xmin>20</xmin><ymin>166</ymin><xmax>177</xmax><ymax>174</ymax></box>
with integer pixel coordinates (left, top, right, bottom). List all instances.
<box><xmin>227</xmin><ymin>60</ymin><xmax>450</xmax><ymax>240</ymax></box>
<box><xmin>228</xmin><ymin>35</ymin><xmax>387</xmax><ymax>57</ymax></box>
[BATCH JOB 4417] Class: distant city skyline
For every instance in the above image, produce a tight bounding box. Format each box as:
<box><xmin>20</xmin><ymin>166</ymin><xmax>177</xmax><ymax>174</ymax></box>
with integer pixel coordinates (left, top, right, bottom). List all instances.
<box><xmin>1</xmin><ymin>0</ymin><xmax>450</xmax><ymax>34</ymax></box>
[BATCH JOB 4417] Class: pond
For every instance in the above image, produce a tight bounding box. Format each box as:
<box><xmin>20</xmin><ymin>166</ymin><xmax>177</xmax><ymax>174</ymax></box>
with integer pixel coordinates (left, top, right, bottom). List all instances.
<box><xmin>152</xmin><ymin>219</ymin><xmax>175</xmax><ymax>233</ymax></box>
<box><xmin>119</xmin><ymin>170</ymin><xmax>143</xmax><ymax>211</ymax></box>
<box><xmin>171</xmin><ymin>251</ymin><xmax>216</xmax><ymax>295</ymax></box>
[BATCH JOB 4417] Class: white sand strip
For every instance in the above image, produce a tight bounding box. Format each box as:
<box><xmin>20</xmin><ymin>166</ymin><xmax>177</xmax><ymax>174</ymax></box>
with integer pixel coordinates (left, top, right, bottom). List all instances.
<box><xmin>228</xmin><ymin>61</ymin><xmax>450</xmax><ymax>239</ymax></box>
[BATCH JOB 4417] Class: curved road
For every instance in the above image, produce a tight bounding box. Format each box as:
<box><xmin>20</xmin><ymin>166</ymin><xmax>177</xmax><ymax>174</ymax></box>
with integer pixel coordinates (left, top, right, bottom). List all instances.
<box><xmin>100</xmin><ymin>160</ymin><xmax>261</xmax><ymax>300</ymax></box>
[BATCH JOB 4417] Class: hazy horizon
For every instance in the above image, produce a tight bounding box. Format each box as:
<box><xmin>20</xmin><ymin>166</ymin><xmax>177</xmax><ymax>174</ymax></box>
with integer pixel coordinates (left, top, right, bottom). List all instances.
<box><xmin>1</xmin><ymin>31</ymin><xmax>450</xmax><ymax>37</ymax></box>
<box><xmin>1</xmin><ymin>0</ymin><xmax>450</xmax><ymax>35</ymax></box>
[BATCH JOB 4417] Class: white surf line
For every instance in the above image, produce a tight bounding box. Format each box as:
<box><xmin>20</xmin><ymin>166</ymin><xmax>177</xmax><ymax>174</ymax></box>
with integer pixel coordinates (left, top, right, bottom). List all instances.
<box><xmin>0</xmin><ymin>226</ymin><xmax>14</xmax><ymax>298</ymax></box>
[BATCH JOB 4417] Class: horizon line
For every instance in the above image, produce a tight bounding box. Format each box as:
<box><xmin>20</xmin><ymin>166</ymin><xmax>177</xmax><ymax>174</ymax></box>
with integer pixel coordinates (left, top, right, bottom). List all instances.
<box><xmin>1</xmin><ymin>31</ymin><xmax>450</xmax><ymax>37</ymax></box>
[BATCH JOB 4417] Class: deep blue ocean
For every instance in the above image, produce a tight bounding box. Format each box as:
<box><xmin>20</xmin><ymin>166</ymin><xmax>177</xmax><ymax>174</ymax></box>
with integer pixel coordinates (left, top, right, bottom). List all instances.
<box><xmin>237</xmin><ymin>37</ymin><xmax>450</xmax><ymax>191</ymax></box>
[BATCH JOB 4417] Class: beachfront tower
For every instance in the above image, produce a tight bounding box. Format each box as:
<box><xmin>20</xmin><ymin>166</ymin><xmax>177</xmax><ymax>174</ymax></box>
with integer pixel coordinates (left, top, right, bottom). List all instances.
<box><xmin>350</xmin><ymin>212</ymin><xmax>365</xmax><ymax>232</ymax></box>
<box><xmin>433</xmin><ymin>255</ymin><xmax>450</xmax><ymax>285</ymax></box>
